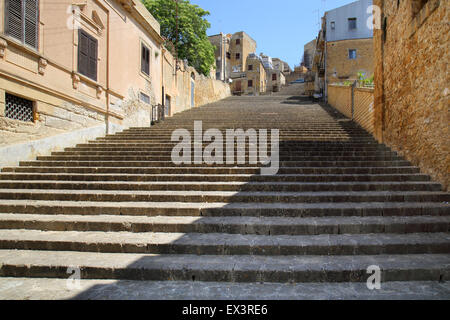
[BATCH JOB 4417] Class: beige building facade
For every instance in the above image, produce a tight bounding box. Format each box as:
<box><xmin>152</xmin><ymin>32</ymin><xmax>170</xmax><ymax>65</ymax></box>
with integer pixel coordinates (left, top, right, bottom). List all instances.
<box><xmin>0</xmin><ymin>0</ymin><xmax>230</xmax><ymax>167</ymax></box>
<box><xmin>0</xmin><ymin>0</ymin><xmax>163</xmax><ymax>149</ymax></box>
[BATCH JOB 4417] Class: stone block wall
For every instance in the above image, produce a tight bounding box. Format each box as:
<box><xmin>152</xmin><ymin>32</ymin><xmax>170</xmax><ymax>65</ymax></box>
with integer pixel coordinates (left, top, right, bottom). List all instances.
<box><xmin>327</xmin><ymin>85</ymin><xmax>353</xmax><ymax>118</ymax></box>
<box><xmin>353</xmin><ymin>87</ymin><xmax>375</xmax><ymax>134</ymax></box>
<box><xmin>373</xmin><ymin>0</ymin><xmax>449</xmax><ymax>190</ymax></box>
<box><xmin>195</xmin><ymin>77</ymin><xmax>231</xmax><ymax>107</ymax></box>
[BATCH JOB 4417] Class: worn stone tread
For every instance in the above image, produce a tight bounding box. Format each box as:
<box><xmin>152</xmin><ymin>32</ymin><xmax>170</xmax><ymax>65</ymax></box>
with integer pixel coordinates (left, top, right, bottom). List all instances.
<box><xmin>0</xmin><ymin>214</ymin><xmax>448</xmax><ymax>234</ymax></box>
<box><xmin>0</xmin><ymin>250</ymin><xmax>449</xmax><ymax>283</ymax></box>
<box><xmin>0</xmin><ymin>200</ymin><xmax>448</xmax><ymax>217</ymax></box>
<box><xmin>0</xmin><ymin>229</ymin><xmax>448</xmax><ymax>255</ymax></box>
<box><xmin>1</xmin><ymin>278</ymin><xmax>449</xmax><ymax>300</ymax></box>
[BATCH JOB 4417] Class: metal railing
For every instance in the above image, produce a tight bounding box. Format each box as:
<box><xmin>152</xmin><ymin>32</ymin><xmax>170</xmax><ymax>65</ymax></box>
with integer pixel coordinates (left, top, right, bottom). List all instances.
<box><xmin>151</xmin><ymin>104</ymin><xmax>165</xmax><ymax>125</ymax></box>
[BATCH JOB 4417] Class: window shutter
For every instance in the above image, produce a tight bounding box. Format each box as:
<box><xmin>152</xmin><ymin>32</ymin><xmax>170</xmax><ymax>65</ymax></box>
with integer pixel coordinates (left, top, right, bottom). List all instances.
<box><xmin>6</xmin><ymin>0</ymin><xmax>24</xmax><ymax>42</ymax></box>
<box><xmin>24</xmin><ymin>0</ymin><xmax>38</xmax><ymax>48</ymax></box>
<box><xmin>78</xmin><ymin>30</ymin><xmax>98</xmax><ymax>81</ymax></box>
<box><xmin>88</xmin><ymin>36</ymin><xmax>98</xmax><ymax>81</ymax></box>
<box><xmin>141</xmin><ymin>45</ymin><xmax>150</xmax><ymax>75</ymax></box>
<box><xmin>78</xmin><ymin>30</ymin><xmax>89</xmax><ymax>77</ymax></box>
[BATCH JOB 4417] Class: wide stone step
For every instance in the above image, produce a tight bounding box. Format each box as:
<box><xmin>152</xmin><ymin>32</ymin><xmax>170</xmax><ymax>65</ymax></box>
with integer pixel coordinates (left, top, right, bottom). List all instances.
<box><xmin>0</xmin><ymin>181</ymin><xmax>441</xmax><ymax>192</ymax></box>
<box><xmin>0</xmin><ymin>200</ymin><xmax>447</xmax><ymax>217</ymax></box>
<box><xmin>3</xmin><ymin>278</ymin><xmax>450</xmax><ymax>300</ymax></box>
<box><xmin>0</xmin><ymin>173</ymin><xmax>431</xmax><ymax>183</ymax></box>
<box><xmin>2</xmin><ymin>166</ymin><xmax>422</xmax><ymax>175</ymax></box>
<box><xmin>0</xmin><ymin>214</ymin><xmax>448</xmax><ymax>235</ymax></box>
<box><xmin>19</xmin><ymin>161</ymin><xmax>413</xmax><ymax>168</ymax></box>
<box><xmin>53</xmin><ymin>151</ymin><xmax>398</xmax><ymax>157</ymax></box>
<box><xmin>37</xmin><ymin>155</ymin><xmax>403</xmax><ymax>162</ymax></box>
<box><xmin>64</xmin><ymin>146</ymin><xmax>392</xmax><ymax>153</ymax></box>
<box><xmin>0</xmin><ymin>229</ymin><xmax>448</xmax><ymax>255</ymax></box>
<box><xmin>0</xmin><ymin>250</ymin><xmax>449</xmax><ymax>282</ymax></box>
<box><xmin>0</xmin><ymin>189</ymin><xmax>448</xmax><ymax>203</ymax></box>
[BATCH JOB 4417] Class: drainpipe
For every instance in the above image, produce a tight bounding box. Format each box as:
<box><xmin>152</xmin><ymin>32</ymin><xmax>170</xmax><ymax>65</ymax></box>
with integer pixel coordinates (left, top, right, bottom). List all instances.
<box><xmin>105</xmin><ymin>9</ymin><xmax>110</xmax><ymax>135</ymax></box>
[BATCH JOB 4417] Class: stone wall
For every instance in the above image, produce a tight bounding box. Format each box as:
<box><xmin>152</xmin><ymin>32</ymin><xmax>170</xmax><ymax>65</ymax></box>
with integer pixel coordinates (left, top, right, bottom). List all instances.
<box><xmin>373</xmin><ymin>0</ymin><xmax>449</xmax><ymax>191</ymax></box>
<box><xmin>327</xmin><ymin>85</ymin><xmax>375</xmax><ymax>134</ymax></box>
<box><xmin>327</xmin><ymin>85</ymin><xmax>352</xmax><ymax>118</ymax></box>
<box><xmin>194</xmin><ymin>77</ymin><xmax>231</xmax><ymax>107</ymax></box>
<box><xmin>353</xmin><ymin>87</ymin><xmax>374</xmax><ymax>134</ymax></box>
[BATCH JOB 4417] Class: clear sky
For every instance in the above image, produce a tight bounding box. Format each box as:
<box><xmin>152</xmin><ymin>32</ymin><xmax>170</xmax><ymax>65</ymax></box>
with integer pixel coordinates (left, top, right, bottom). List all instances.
<box><xmin>190</xmin><ymin>0</ymin><xmax>357</xmax><ymax>69</ymax></box>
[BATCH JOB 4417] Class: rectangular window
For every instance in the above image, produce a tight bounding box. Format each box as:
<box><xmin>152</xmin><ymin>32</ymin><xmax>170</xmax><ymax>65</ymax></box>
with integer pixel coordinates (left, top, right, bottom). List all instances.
<box><xmin>140</xmin><ymin>92</ymin><xmax>150</xmax><ymax>104</ymax></box>
<box><xmin>5</xmin><ymin>0</ymin><xmax>39</xmax><ymax>49</ymax></box>
<box><xmin>331</xmin><ymin>21</ymin><xmax>335</xmax><ymax>30</ymax></box>
<box><xmin>348</xmin><ymin>49</ymin><xmax>357</xmax><ymax>60</ymax></box>
<box><xmin>348</xmin><ymin>18</ymin><xmax>357</xmax><ymax>30</ymax></box>
<box><xmin>78</xmin><ymin>29</ymin><xmax>98</xmax><ymax>81</ymax></box>
<box><xmin>248</xmin><ymin>64</ymin><xmax>253</xmax><ymax>71</ymax></box>
<box><xmin>248</xmin><ymin>80</ymin><xmax>253</xmax><ymax>87</ymax></box>
<box><xmin>236</xmin><ymin>39</ymin><xmax>240</xmax><ymax>45</ymax></box>
<box><xmin>226</xmin><ymin>52</ymin><xmax>231</xmax><ymax>59</ymax></box>
<box><xmin>141</xmin><ymin>43</ymin><xmax>150</xmax><ymax>76</ymax></box>
<box><xmin>5</xmin><ymin>93</ymin><xmax>34</xmax><ymax>122</ymax></box>
<box><xmin>272</xmin><ymin>74</ymin><xmax>277</xmax><ymax>81</ymax></box>
<box><xmin>235</xmin><ymin>53</ymin><xmax>240</xmax><ymax>60</ymax></box>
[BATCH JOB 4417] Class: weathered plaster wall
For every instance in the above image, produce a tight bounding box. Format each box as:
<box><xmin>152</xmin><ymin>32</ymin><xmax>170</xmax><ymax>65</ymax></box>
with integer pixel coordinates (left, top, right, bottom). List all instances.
<box><xmin>373</xmin><ymin>0</ymin><xmax>449</xmax><ymax>190</ymax></box>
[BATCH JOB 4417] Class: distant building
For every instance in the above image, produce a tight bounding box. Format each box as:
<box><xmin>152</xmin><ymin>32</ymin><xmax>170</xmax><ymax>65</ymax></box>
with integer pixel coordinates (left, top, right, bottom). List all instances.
<box><xmin>208</xmin><ymin>33</ymin><xmax>231</xmax><ymax>82</ymax></box>
<box><xmin>259</xmin><ymin>54</ymin><xmax>273</xmax><ymax>70</ymax></box>
<box><xmin>325</xmin><ymin>0</ymin><xmax>374</xmax><ymax>82</ymax></box>
<box><xmin>272</xmin><ymin>58</ymin><xmax>292</xmax><ymax>74</ymax></box>
<box><xmin>231</xmin><ymin>53</ymin><xmax>267</xmax><ymax>96</ymax></box>
<box><xmin>311</xmin><ymin>0</ymin><xmax>374</xmax><ymax>98</ymax></box>
<box><xmin>230</xmin><ymin>32</ymin><xmax>257</xmax><ymax>75</ymax></box>
<box><xmin>302</xmin><ymin>39</ymin><xmax>316</xmax><ymax>70</ymax></box>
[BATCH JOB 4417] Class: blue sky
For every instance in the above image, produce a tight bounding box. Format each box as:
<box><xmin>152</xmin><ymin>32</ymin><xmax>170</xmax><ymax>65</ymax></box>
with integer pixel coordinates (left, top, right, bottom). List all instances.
<box><xmin>190</xmin><ymin>0</ymin><xmax>357</xmax><ymax>68</ymax></box>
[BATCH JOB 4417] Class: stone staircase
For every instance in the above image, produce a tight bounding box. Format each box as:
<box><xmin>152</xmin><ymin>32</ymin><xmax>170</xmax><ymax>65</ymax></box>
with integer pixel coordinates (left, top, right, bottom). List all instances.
<box><xmin>0</xmin><ymin>95</ymin><xmax>449</xmax><ymax>298</ymax></box>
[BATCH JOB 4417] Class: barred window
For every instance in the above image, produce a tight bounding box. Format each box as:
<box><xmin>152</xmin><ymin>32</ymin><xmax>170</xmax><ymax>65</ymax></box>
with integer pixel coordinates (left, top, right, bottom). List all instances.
<box><xmin>5</xmin><ymin>93</ymin><xmax>34</xmax><ymax>122</ymax></box>
<box><xmin>5</xmin><ymin>0</ymin><xmax>39</xmax><ymax>49</ymax></box>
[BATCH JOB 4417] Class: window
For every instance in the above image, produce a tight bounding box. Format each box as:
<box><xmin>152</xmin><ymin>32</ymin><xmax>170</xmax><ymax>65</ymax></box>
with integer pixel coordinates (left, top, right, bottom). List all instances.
<box><xmin>248</xmin><ymin>64</ymin><xmax>253</xmax><ymax>71</ymax></box>
<box><xmin>141</xmin><ymin>44</ymin><xmax>150</xmax><ymax>76</ymax></box>
<box><xmin>348</xmin><ymin>18</ymin><xmax>357</xmax><ymax>30</ymax></box>
<box><xmin>331</xmin><ymin>21</ymin><xmax>335</xmax><ymax>30</ymax></box>
<box><xmin>248</xmin><ymin>80</ymin><xmax>253</xmax><ymax>88</ymax></box>
<box><xmin>236</xmin><ymin>39</ymin><xmax>240</xmax><ymax>45</ymax></box>
<box><xmin>226</xmin><ymin>52</ymin><xmax>231</xmax><ymax>59</ymax></box>
<box><xmin>235</xmin><ymin>53</ymin><xmax>240</xmax><ymax>60</ymax></box>
<box><xmin>272</xmin><ymin>74</ymin><xmax>277</xmax><ymax>81</ymax></box>
<box><xmin>5</xmin><ymin>0</ymin><xmax>39</xmax><ymax>49</ymax></box>
<box><xmin>348</xmin><ymin>49</ymin><xmax>357</xmax><ymax>60</ymax></box>
<box><xmin>5</xmin><ymin>93</ymin><xmax>34</xmax><ymax>122</ymax></box>
<box><xmin>78</xmin><ymin>29</ymin><xmax>98</xmax><ymax>81</ymax></box>
<box><xmin>140</xmin><ymin>92</ymin><xmax>150</xmax><ymax>104</ymax></box>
